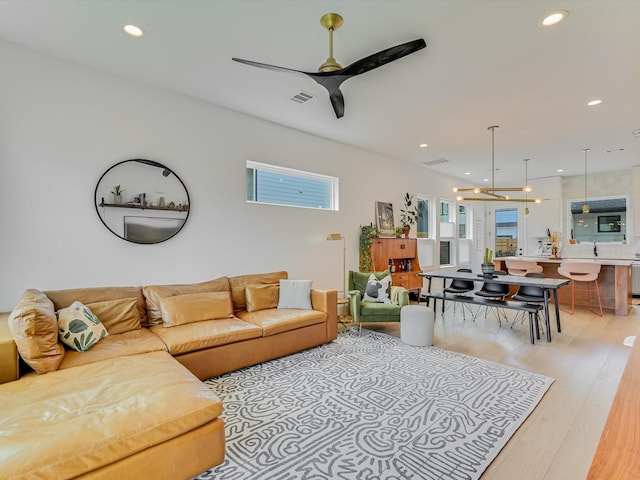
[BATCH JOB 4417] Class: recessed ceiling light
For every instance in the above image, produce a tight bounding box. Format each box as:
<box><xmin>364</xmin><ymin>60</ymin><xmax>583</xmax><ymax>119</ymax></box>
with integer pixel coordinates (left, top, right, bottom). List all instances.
<box><xmin>419</xmin><ymin>143</ymin><xmax>428</xmax><ymax>148</ymax></box>
<box><xmin>483</xmin><ymin>178</ymin><xmax>489</xmax><ymax>182</ymax></box>
<box><xmin>541</xmin><ymin>10</ymin><xmax>568</xmax><ymax>27</ymax></box>
<box><xmin>123</xmin><ymin>24</ymin><xmax>144</xmax><ymax>37</ymax></box>
<box><xmin>464</xmin><ymin>172</ymin><xmax>471</xmax><ymax>175</ymax></box>
<box><xmin>587</xmin><ymin>99</ymin><xmax>602</xmax><ymax>106</ymax></box>
<box><xmin>556</xmin><ymin>168</ymin><xmax>564</xmax><ymax>173</ymax></box>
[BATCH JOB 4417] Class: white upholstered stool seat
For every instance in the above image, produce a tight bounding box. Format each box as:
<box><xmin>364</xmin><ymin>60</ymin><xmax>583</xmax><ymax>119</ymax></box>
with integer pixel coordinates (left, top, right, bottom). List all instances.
<box><xmin>400</xmin><ymin>305</ymin><xmax>434</xmax><ymax>347</ymax></box>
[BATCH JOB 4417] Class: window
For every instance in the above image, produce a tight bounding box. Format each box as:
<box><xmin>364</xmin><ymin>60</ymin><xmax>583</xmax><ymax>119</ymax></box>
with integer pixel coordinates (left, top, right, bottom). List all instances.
<box><xmin>246</xmin><ymin>161</ymin><xmax>339</xmax><ymax>210</ymax></box>
<box><xmin>440</xmin><ymin>241</ymin><xmax>451</xmax><ymax>265</ymax></box>
<box><xmin>416</xmin><ymin>195</ymin><xmax>435</xmax><ymax>268</ymax></box>
<box><xmin>495</xmin><ymin>208</ymin><xmax>518</xmax><ymax>256</ymax></box>
<box><xmin>458</xmin><ymin>205</ymin><xmax>468</xmax><ymax>239</ymax></box>
<box><xmin>457</xmin><ymin>203</ymin><xmax>472</xmax><ymax>265</ymax></box>
<box><xmin>440</xmin><ymin>199</ymin><xmax>456</xmax><ymax>266</ymax></box>
<box><xmin>416</xmin><ymin>196</ymin><xmax>431</xmax><ymax>238</ymax></box>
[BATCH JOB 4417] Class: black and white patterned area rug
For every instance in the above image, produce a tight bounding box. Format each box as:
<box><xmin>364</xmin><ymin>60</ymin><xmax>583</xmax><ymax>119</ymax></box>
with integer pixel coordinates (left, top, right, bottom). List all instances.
<box><xmin>195</xmin><ymin>328</ymin><xmax>553</xmax><ymax>480</ymax></box>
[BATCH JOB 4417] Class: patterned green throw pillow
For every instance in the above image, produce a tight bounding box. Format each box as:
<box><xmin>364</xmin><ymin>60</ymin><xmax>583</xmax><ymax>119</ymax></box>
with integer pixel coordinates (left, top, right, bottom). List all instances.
<box><xmin>56</xmin><ymin>301</ymin><xmax>109</xmax><ymax>352</ymax></box>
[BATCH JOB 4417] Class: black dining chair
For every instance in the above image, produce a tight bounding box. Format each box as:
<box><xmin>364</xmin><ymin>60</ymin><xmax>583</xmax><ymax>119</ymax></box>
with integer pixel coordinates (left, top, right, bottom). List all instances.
<box><xmin>442</xmin><ymin>268</ymin><xmax>475</xmax><ymax>320</ymax></box>
<box><xmin>473</xmin><ymin>270</ymin><xmax>510</xmax><ymax>325</ymax></box>
<box><xmin>511</xmin><ymin>273</ymin><xmax>546</xmax><ymax>338</ymax></box>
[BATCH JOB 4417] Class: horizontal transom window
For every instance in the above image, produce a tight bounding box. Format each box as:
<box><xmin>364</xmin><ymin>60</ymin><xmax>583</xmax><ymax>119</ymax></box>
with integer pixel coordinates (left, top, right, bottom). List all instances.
<box><xmin>246</xmin><ymin>161</ymin><xmax>339</xmax><ymax>211</ymax></box>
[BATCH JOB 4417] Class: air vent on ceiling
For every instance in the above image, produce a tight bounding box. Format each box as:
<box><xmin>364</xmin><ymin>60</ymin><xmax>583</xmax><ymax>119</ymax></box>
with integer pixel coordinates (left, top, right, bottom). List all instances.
<box><xmin>422</xmin><ymin>158</ymin><xmax>450</xmax><ymax>166</ymax></box>
<box><xmin>290</xmin><ymin>91</ymin><xmax>316</xmax><ymax>104</ymax></box>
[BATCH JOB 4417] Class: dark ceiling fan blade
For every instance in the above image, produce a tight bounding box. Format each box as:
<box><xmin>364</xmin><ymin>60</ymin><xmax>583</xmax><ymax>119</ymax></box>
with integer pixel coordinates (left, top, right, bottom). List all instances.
<box><xmin>340</xmin><ymin>38</ymin><xmax>426</xmax><ymax>76</ymax></box>
<box><xmin>232</xmin><ymin>57</ymin><xmax>307</xmax><ymax>75</ymax></box>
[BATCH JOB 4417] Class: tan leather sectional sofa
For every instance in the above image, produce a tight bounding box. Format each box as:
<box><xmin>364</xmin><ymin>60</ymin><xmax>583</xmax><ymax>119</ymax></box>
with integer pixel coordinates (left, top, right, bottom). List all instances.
<box><xmin>0</xmin><ymin>271</ymin><xmax>337</xmax><ymax>480</ymax></box>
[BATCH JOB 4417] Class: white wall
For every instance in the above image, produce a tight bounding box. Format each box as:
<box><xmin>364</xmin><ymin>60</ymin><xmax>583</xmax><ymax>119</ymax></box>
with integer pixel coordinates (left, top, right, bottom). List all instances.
<box><xmin>0</xmin><ymin>40</ymin><xmax>472</xmax><ymax>311</ymax></box>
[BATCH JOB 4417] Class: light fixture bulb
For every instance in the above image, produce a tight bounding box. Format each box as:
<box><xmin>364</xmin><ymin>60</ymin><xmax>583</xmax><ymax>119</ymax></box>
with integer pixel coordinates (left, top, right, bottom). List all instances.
<box><xmin>523</xmin><ymin>185</ymin><xmax>533</xmax><ymax>193</ymax></box>
<box><xmin>524</xmin><ymin>207</ymin><xmax>530</xmax><ymax>216</ymax></box>
<box><xmin>473</xmin><ymin>188</ymin><xmax>481</xmax><ymax>194</ymax></box>
<box><xmin>542</xmin><ymin>10</ymin><xmax>568</xmax><ymax>27</ymax></box>
<box><xmin>124</xmin><ymin>24</ymin><xmax>144</xmax><ymax>37</ymax></box>
<box><xmin>505</xmin><ymin>195</ymin><xmax>510</xmax><ymax>200</ymax></box>
<box><xmin>456</xmin><ymin>195</ymin><xmax>463</xmax><ymax>201</ymax></box>
<box><xmin>535</xmin><ymin>198</ymin><xmax>542</xmax><ymax>204</ymax></box>
<box><xmin>452</xmin><ymin>187</ymin><xmax>458</xmax><ymax>193</ymax></box>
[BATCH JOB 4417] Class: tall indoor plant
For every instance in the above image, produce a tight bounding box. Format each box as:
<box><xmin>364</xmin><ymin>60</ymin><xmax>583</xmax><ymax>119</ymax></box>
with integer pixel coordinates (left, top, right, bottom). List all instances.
<box><xmin>399</xmin><ymin>193</ymin><xmax>420</xmax><ymax>238</ymax></box>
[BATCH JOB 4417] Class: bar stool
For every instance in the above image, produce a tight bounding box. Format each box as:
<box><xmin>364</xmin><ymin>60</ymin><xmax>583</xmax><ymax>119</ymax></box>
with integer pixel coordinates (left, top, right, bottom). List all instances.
<box><xmin>557</xmin><ymin>262</ymin><xmax>603</xmax><ymax>316</ymax></box>
<box><xmin>505</xmin><ymin>259</ymin><xmax>543</xmax><ymax>277</ymax></box>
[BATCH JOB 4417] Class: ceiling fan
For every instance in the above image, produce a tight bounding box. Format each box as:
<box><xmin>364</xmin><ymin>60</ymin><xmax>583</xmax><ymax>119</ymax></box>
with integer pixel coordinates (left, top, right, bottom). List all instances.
<box><xmin>232</xmin><ymin>13</ymin><xmax>426</xmax><ymax>118</ymax></box>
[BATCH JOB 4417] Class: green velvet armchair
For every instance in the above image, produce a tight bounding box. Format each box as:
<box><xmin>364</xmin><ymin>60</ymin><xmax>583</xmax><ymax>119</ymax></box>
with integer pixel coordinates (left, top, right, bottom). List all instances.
<box><xmin>348</xmin><ymin>270</ymin><xmax>409</xmax><ymax>326</ymax></box>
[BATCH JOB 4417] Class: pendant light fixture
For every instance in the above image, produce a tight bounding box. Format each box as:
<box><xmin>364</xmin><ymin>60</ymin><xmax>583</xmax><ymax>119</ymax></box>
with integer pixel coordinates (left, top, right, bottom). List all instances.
<box><xmin>453</xmin><ymin>126</ymin><xmax>542</xmax><ymax>203</ymax></box>
<box><xmin>582</xmin><ymin>148</ymin><xmax>590</xmax><ymax>213</ymax></box>
<box><xmin>524</xmin><ymin>158</ymin><xmax>531</xmax><ymax>216</ymax></box>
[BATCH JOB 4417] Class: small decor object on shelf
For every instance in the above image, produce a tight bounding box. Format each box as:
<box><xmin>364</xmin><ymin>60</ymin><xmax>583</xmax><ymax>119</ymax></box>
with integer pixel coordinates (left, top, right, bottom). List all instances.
<box><xmin>550</xmin><ymin>231</ymin><xmax>562</xmax><ymax>258</ymax></box>
<box><xmin>111</xmin><ymin>185</ymin><xmax>124</xmax><ymax>205</ymax></box>
<box><xmin>399</xmin><ymin>193</ymin><xmax>421</xmax><ymax>238</ymax></box>
<box><xmin>481</xmin><ymin>248</ymin><xmax>495</xmax><ymax>277</ymax></box>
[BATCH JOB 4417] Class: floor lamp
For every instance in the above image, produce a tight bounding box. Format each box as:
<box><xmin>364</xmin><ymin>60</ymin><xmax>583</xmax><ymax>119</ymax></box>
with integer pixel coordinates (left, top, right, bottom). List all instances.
<box><xmin>326</xmin><ymin>233</ymin><xmax>346</xmax><ymax>298</ymax></box>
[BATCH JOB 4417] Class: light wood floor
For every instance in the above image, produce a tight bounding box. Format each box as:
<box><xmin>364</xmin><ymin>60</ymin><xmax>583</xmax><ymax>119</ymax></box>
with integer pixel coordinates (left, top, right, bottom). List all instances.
<box><xmin>342</xmin><ymin>302</ymin><xmax>640</xmax><ymax>480</ymax></box>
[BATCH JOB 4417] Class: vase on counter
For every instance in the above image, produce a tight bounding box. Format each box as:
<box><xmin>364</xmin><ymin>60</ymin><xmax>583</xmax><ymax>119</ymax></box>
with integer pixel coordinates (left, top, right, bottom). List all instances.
<box><xmin>113</xmin><ymin>194</ymin><xmax>122</xmax><ymax>205</ymax></box>
<box><xmin>481</xmin><ymin>263</ymin><xmax>495</xmax><ymax>277</ymax></box>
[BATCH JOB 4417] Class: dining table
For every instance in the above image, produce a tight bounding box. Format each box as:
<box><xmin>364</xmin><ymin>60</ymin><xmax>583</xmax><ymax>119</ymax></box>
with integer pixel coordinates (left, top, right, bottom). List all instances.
<box><xmin>419</xmin><ymin>270</ymin><xmax>570</xmax><ymax>342</ymax></box>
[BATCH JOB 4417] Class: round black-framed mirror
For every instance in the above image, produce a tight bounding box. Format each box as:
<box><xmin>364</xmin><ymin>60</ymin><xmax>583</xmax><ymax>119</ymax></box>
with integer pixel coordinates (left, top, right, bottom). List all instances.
<box><xmin>94</xmin><ymin>159</ymin><xmax>190</xmax><ymax>244</ymax></box>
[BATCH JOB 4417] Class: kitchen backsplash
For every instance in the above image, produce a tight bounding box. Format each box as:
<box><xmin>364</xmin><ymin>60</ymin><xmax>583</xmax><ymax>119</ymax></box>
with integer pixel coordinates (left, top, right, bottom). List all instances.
<box><xmin>560</xmin><ymin>241</ymin><xmax>640</xmax><ymax>259</ymax></box>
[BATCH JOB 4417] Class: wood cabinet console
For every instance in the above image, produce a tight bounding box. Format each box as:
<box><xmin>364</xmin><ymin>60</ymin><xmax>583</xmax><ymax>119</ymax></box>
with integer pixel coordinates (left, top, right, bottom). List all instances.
<box><xmin>370</xmin><ymin>238</ymin><xmax>422</xmax><ymax>291</ymax></box>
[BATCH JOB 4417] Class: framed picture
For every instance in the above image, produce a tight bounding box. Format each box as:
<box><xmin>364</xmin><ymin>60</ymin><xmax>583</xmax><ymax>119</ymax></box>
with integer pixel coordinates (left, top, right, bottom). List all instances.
<box><xmin>376</xmin><ymin>201</ymin><xmax>395</xmax><ymax>237</ymax></box>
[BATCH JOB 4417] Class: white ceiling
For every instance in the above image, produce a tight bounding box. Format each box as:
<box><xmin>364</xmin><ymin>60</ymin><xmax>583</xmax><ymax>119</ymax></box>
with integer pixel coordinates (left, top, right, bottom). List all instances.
<box><xmin>1</xmin><ymin>0</ymin><xmax>639</xmax><ymax>186</ymax></box>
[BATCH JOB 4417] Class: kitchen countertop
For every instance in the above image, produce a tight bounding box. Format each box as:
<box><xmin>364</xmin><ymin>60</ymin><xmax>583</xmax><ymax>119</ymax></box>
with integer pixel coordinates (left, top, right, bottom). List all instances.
<box><xmin>496</xmin><ymin>256</ymin><xmax>636</xmax><ymax>266</ymax></box>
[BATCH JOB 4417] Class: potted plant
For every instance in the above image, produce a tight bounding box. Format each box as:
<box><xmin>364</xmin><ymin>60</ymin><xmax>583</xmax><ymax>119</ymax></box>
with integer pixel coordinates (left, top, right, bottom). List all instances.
<box><xmin>399</xmin><ymin>193</ymin><xmax>421</xmax><ymax>238</ymax></box>
<box><xmin>394</xmin><ymin>226</ymin><xmax>403</xmax><ymax>238</ymax></box>
<box><xmin>111</xmin><ymin>185</ymin><xmax>125</xmax><ymax>205</ymax></box>
<box><xmin>481</xmin><ymin>248</ymin><xmax>495</xmax><ymax>277</ymax></box>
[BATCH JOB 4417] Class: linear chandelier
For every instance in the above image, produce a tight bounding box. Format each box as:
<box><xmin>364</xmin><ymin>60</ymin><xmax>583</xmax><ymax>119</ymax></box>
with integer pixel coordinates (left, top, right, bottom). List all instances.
<box><xmin>453</xmin><ymin>125</ymin><xmax>542</xmax><ymax>203</ymax></box>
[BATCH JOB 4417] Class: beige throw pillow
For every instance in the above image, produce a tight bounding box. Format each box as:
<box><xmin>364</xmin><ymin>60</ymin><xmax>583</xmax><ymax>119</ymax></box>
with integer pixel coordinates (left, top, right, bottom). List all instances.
<box><xmin>8</xmin><ymin>289</ymin><xmax>65</xmax><ymax>373</ymax></box>
<box><xmin>159</xmin><ymin>291</ymin><xmax>234</xmax><ymax>327</ymax></box>
<box><xmin>85</xmin><ymin>298</ymin><xmax>141</xmax><ymax>335</ymax></box>
<box><xmin>245</xmin><ymin>284</ymin><xmax>280</xmax><ymax>312</ymax></box>
<box><xmin>143</xmin><ymin>277</ymin><xmax>230</xmax><ymax>326</ymax></box>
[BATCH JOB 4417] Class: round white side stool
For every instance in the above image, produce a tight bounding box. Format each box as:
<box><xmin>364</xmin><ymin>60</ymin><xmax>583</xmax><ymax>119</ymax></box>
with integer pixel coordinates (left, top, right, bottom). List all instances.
<box><xmin>401</xmin><ymin>305</ymin><xmax>434</xmax><ymax>346</ymax></box>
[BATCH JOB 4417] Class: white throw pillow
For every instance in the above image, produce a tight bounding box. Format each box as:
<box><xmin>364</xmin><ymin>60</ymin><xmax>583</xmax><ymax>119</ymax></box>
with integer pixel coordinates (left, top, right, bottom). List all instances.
<box><xmin>56</xmin><ymin>301</ymin><xmax>109</xmax><ymax>352</ymax></box>
<box><xmin>362</xmin><ymin>274</ymin><xmax>391</xmax><ymax>303</ymax></box>
<box><xmin>277</xmin><ymin>280</ymin><xmax>313</xmax><ymax>310</ymax></box>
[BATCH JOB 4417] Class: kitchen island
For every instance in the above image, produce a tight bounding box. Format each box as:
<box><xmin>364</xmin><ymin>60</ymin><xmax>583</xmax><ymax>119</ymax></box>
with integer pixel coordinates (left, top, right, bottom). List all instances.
<box><xmin>495</xmin><ymin>257</ymin><xmax>633</xmax><ymax>316</ymax></box>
